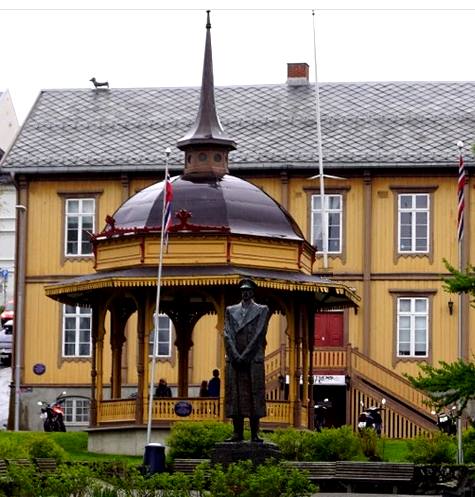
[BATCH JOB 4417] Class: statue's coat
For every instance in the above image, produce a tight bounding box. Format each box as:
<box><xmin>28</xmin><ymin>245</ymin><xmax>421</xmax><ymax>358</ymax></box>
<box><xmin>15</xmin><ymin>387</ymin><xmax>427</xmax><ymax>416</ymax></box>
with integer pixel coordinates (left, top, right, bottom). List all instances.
<box><xmin>224</xmin><ymin>300</ymin><xmax>269</xmax><ymax>418</ymax></box>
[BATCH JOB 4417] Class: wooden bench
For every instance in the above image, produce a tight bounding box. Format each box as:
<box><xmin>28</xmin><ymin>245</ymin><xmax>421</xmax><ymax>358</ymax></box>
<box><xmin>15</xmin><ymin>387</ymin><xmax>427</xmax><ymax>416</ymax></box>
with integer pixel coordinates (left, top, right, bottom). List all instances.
<box><xmin>334</xmin><ymin>461</ymin><xmax>415</xmax><ymax>494</ymax></box>
<box><xmin>173</xmin><ymin>459</ymin><xmax>210</xmax><ymax>475</ymax></box>
<box><xmin>283</xmin><ymin>461</ymin><xmax>336</xmax><ymax>482</ymax></box>
<box><xmin>6</xmin><ymin>459</ymin><xmax>31</xmax><ymax>470</ymax></box>
<box><xmin>34</xmin><ymin>458</ymin><xmax>57</xmax><ymax>474</ymax></box>
<box><xmin>0</xmin><ymin>460</ymin><xmax>8</xmax><ymax>479</ymax></box>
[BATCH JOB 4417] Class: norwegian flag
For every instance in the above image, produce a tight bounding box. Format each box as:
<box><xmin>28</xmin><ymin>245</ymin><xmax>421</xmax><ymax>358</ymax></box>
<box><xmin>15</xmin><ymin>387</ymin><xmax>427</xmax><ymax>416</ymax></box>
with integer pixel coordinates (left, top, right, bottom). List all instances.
<box><xmin>458</xmin><ymin>150</ymin><xmax>466</xmax><ymax>243</ymax></box>
<box><xmin>163</xmin><ymin>172</ymin><xmax>173</xmax><ymax>251</ymax></box>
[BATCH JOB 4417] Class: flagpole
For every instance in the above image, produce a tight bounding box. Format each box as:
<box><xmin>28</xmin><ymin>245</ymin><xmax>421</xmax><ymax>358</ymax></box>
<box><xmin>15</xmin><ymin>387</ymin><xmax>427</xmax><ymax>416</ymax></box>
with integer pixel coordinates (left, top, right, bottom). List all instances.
<box><xmin>146</xmin><ymin>147</ymin><xmax>171</xmax><ymax>446</ymax></box>
<box><xmin>312</xmin><ymin>10</ymin><xmax>328</xmax><ymax>269</ymax></box>
<box><xmin>457</xmin><ymin>140</ymin><xmax>464</xmax><ymax>463</ymax></box>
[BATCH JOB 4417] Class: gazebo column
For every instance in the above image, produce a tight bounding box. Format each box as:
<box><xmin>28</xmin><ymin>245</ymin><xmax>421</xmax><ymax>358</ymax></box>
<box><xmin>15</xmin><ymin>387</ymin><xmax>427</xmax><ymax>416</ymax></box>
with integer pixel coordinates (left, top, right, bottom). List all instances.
<box><xmin>293</xmin><ymin>298</ymin><xmax>303</xmax><ymax>428</ymax></box>
<box><xmin>307</xmin><ymin>295</ymin><xmax>316</xmax><ymax>430</ymax></box>
<box><xmin>217</xmin><ymin>293</ymin><xmax>226</xmax><ymax>421</ymax></box>
<box><xmin>301</xmin><ymin>307</ymin><xmax>311</xmax><ymax>429</ymax></box>
<box><xmin>175</xmin><ymin>324</ymin><xmax>194</xmax><ymax>397</ymax></box>
<box><xmin>95</xmin><ymin>303</ymin><xmax>107</xmax><ymax>424</ymax></box>
<box><xmin>89</xmin><ymin>299</ymin><xmax>101</xmax><ymax>427</ymax></box>
<box><xmin>109</xmin><ymin>298</ymin><xmax>136</xmax><ymax>399</ymax></box>
<box><xmin>136</xmin><ymin>290</ymin><xmax>150</xmax><ymax>425</ymax></box>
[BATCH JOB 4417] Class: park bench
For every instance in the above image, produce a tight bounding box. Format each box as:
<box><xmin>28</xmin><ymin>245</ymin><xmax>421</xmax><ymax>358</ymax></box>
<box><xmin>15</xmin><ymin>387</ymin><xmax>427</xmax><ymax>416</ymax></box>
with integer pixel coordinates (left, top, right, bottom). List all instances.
<box><xmin>334</xmin><ymin>461</ymin><xmax>415</xmax><ymax>494</ymax></box>
<box><xmin>34</xmin><ymin>458</ymin><xmax>57</xmax><ymax>475</ymax></box>
<box><xmin>173</xmin><ymin>459</ymin><xmax>210</xmax><ymax>475</ymax></box>
<box><xmin>283</xmin><ymin>461</ymin><xmax>336</xmax><ymax>482</ymax></box>
<box><xmin>6</xmin><ymin>459</ymin><xmax>31</xmax><ymax>470</ymax></box>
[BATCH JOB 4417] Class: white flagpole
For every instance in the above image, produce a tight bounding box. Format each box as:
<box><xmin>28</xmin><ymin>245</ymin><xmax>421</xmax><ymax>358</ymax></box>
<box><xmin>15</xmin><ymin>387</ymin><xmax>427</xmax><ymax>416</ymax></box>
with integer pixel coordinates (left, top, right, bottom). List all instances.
<box><xmin>312</xmin><ymin>10</ymin><xmax>328</xmax><ymax>269</ymax></box>
<box><xmin>457</xmin><ymin>140</ymin><xmax>464</xmax><ymax>463</ymax></box>
<box><xmin>146</xmin><ymin>147</ymin><xmax>171</xmax><ymax>446</ymax></box>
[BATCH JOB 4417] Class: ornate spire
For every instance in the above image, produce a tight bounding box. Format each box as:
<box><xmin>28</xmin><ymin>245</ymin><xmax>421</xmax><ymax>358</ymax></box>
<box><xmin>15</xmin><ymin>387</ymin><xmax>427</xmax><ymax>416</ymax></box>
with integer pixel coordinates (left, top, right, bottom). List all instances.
<box><xmin>177</xmin><ymin>10</ymin><xmax>236</xmax><ymax>177</ymax></box>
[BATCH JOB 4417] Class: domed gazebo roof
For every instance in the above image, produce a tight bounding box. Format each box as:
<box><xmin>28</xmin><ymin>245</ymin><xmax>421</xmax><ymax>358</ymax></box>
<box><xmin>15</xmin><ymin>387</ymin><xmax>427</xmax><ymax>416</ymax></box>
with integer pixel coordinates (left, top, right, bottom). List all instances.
<box><xmin>109</xmin><ymin>174</ymin><xmax>305</xmax><ymax>241</ymax></box>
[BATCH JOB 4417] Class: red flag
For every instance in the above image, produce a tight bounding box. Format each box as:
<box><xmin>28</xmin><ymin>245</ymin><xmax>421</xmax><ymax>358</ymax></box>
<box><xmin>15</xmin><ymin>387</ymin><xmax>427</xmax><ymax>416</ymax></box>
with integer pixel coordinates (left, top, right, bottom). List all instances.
<box><xmin>458</xmin><ymin>152</ymin><xmax>466</xmax><ymax>243</ymax></box>
<box><xmin>164</xmin><ymin>173</ymin><xmax>173</xmax><ymax>251</ymax></box>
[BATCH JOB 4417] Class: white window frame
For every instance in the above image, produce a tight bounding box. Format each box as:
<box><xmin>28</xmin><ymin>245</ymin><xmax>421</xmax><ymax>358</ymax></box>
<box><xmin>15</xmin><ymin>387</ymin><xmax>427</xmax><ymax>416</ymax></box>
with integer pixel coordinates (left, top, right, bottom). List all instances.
<box><xmin>149</xmin><ymin>314</ymin><xmax>172</xmax><ymax>358</ymax></box>
<box><xmin>64</xmin><ymin>398</ymin><xmax>90</xmax><ymax>425</ymax></box>
<box><xmin>63</xmin><ymin>305</ymin><xmax>92</xmax><ymax>357</ymax></box>
<box><xmin>311</xmin><ymin>194</ymin><xmax>342</xmax><ymax>254</ymax></box>
<box><xmin>65</xmin><ymin>198</ymin><xmax>95</xmax><ymax>256</ymax></box>
<box><xmin>398</xmin><ymin>193</ymin><xmax>429</xmax><ymax>253</ymax></box>
<box><xmin>397</xmin><ymin>297</ymin><xmax>428</xmax><ymax>358</ymax></box>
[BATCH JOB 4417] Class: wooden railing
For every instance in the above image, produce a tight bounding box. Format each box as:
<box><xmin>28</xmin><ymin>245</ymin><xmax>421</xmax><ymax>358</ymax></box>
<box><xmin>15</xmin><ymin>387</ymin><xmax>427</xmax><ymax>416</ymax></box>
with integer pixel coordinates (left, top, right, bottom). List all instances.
<box><xmin>97</xmin><ymin>398</ymin><xmax>290</xmax><ymax>426</ymax></box>
<box><xmin>98</xmin><ymin>398</ymin><xmax>136</xmax><ymax>423</ymax></box>
<box><xmin>313</xmin><ymin>348</ymin><xmax>347</xmax><ymax>370</ymax></box>
<box><xmin>350</xmin><ymin>348</ymin><xmax>433</xmax><ymax>417</ymax></box>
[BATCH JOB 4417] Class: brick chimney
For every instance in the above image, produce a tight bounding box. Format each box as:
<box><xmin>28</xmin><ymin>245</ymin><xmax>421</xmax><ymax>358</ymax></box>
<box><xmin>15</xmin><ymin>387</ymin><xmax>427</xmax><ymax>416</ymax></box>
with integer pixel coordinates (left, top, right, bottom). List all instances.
<box><xmin>286</xmin><ymin>63</ymin><xmax>309</xmax><ymax>86</ymax></box>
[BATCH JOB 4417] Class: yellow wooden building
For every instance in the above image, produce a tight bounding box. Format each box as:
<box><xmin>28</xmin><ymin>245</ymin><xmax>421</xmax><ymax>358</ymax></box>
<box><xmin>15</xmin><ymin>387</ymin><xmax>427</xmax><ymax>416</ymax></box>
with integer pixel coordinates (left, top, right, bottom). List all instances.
<box><xmin>1</xmin><ymin>13</ymin><xmax>474</xmax><ymax>453</ymax></box>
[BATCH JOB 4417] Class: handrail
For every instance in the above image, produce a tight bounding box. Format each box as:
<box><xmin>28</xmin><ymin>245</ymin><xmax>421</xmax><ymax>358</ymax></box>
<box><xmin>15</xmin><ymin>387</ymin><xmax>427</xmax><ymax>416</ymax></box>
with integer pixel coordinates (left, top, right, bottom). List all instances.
<box><xmin>350</xmin><ymin>348</ymin><xmax>433</xmax><ymax>416</ymax></box>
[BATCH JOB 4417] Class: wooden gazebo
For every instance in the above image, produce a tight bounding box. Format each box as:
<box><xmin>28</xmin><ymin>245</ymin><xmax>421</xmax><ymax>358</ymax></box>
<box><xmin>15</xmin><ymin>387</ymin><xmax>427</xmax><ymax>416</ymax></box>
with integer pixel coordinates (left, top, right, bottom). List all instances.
<box><xmin>44</xmin><ymin>11</ymin><xmax>359</xmax><ymax>454</ymax></box>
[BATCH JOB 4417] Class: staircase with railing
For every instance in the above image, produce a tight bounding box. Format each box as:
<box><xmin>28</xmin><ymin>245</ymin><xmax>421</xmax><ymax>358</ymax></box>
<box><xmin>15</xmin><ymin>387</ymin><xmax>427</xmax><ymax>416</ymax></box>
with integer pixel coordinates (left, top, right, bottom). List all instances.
<box><xmin>265</xmin><ymin>344</ymin><xmax>437</xmax><ymax>438</ymax></box>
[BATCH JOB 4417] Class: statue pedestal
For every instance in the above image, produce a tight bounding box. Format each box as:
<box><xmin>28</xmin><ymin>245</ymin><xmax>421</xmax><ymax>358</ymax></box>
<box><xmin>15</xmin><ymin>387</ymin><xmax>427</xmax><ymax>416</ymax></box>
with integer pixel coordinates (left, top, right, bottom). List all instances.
<box><xmin>211</xmin><ymin>441</ymin><xmax>281</xmax><ymax>469</ymax></box>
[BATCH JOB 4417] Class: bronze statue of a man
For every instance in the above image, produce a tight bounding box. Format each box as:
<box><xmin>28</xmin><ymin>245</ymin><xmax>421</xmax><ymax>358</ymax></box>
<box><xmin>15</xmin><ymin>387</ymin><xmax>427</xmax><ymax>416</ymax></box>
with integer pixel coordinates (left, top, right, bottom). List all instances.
<box><xmin>224</xmin><ymin>279</ymin><xmax>269</xmax><ymax>442</ymax></box>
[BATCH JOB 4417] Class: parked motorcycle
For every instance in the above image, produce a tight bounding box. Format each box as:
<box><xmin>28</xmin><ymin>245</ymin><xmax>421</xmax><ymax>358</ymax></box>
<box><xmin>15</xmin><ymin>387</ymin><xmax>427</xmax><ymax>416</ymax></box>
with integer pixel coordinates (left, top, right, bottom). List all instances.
<box><xmin>434</xmin><ymin>405</ymin><xmax>457</xmax><ymax>435</ymax></box>
<box><xmin>358</xmin><ymin>399</ymin><xmax>386</xmax><ymax>436</ymax></box>
<box><xmin>38</xmin><ymin>391</ymin><xmax>67</xmax><ymax>432</ymax></box>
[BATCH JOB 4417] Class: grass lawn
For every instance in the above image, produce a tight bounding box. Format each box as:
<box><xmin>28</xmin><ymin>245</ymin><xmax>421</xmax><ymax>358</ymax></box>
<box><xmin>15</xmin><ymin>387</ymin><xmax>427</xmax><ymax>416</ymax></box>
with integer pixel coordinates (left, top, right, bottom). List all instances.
<box><xmin>380</xmin><ymin>438</ymin><xmax>409</xmax><ymax>462</ymax></box>
<box><xmin>0</xmin><ymin>431</ymin><xmax>411</xmax><ymax>464</ymax></box>
<box><xmin>0</xmin><ymin>431</ymin><xmax>143</xmax><ymax>465</ymax></box>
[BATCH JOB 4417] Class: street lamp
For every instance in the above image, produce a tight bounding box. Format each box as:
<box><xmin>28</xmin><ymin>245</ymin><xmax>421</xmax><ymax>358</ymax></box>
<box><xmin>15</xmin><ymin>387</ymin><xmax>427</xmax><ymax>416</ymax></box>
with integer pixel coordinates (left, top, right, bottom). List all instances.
<box><xmin>14</xmin><ymin>205</ymin><xmax>26</xmax><ymax>431</ymax></box>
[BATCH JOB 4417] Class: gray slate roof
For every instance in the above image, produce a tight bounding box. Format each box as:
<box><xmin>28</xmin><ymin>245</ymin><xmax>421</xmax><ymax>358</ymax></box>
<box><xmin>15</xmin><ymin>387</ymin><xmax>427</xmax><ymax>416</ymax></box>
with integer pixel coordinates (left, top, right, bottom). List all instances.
<box><xmin>2</xmin><ymin>81</ymin><xmax>475</xmax><ymax>174</ymax></box>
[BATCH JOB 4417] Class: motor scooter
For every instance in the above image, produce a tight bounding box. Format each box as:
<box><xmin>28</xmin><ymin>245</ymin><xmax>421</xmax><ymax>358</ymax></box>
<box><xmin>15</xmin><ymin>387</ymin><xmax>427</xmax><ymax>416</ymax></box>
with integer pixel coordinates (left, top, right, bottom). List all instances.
<box><xmin>358</xmin><ymin>399</ymin><xmax>386</xmax><ymax>436</ymax></box>
<box><xmin>433</xmin><ymin>405</ymin><xmax>457</xmax><ymax>435</ymax></box>
<box><xmin>38</xmin><ymin>391</ymin><xmax>67</xmax><ymax>432</ymax></box>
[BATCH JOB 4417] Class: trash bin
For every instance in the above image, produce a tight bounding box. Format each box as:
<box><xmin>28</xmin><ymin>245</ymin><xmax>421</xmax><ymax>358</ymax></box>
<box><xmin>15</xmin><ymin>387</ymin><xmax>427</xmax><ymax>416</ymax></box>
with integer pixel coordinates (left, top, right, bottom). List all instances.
<box><xmin>143</xmin><ymin>443</ymin><xmax>165</xmax><ymax>475</ymax></box>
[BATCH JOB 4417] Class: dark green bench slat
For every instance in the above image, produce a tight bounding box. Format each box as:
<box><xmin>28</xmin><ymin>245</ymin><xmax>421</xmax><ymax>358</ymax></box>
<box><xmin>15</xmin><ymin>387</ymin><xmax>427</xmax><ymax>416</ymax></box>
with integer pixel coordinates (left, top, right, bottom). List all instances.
<box><xmin>283</xmin><ymin>461</ymin><xmax>336</xmax><ymax>479</ymax></box>
<box><xmin>173</xmin><ymin>459</ymin><xmax>210</xmax><ymax>475</ymax></box>
<box><xmin>335</xmin><ymin>461</ymin><xmax>414</xmax><ymax>481</ymax></box>
<box><xmin>35</xmin><ymin>458</ymin><xmax>57</xmax><ymax>473</ymax></box>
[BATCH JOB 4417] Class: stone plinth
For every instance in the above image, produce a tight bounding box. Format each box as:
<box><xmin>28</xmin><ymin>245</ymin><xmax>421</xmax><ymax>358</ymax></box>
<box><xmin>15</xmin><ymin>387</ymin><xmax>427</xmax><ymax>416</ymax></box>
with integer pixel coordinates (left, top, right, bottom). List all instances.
<box><xmin>211</xmin><ymin>441</ymin><xmax>281</xmax><ymax>469</ymax></box>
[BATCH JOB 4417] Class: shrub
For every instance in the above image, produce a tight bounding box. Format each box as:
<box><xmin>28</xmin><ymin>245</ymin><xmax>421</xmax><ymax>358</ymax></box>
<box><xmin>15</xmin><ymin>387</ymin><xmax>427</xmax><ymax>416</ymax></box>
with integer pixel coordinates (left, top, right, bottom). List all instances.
<box><xmin>167</xmin><ymin>420</ymin><xmax>234</xmax><ymax>461</ymax></box>
<box><xmin>406</xmin><ymin>431</ymin><xmax>457</xmax><ymax>464</ymax></box>
<box><xmin>208</xmin><ymin>459</ymin><xmax>316</xmax><ymax>497</ymax></box>
<box><xmin>26</xmin><ymin>433</ymin><xmax>67</xmax><ymax>463</ymax></box>
<box><xmin>42</xmin><ymin>463</ymin><xmax>101</xmax><ymax>497</ymax></box>
<box><xmin>306</xmin><ymin>426</ymin><xmax>362</xmax><ymax>461</ymax></box>
<box><xmin>0</xmin><ymin>437</ymin><xmax>29</xmax><ymax>459</ymax></box>
<box><xmin>462</xmin><ymin>427</ymin><xmax>475</xmax><ymax>463</ymax></box>
<box><xmin>266</xmin><ymin>429</ymin><xmax>314</xmax><ymax>461</ymax></box>
<box><xmin>358</xmin><ymin>428</ymin><xmax>384</xmax><ymax>461</ymax></box>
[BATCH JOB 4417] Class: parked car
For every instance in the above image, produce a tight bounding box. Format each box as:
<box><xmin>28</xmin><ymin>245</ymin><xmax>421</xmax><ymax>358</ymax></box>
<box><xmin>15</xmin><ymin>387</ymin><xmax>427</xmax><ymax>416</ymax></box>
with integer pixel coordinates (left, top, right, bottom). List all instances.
<box><xmin>0</xmin><ymin>300</ymin><xmax>13</xmax><ymax>326</ymax></box>
<box><xmin>0</xmin><ymin>320</ymin><xmax>12</xmax><ymax>366</ymax></box>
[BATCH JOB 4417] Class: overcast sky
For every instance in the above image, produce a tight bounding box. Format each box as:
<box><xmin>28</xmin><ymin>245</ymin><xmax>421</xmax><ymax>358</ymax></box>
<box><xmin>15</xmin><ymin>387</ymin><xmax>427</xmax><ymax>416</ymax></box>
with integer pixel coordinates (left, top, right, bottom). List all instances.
<box><xmin>2</xmin><ymin>1</ymin><xmax>475</xmax><ymax>124</ymax></box>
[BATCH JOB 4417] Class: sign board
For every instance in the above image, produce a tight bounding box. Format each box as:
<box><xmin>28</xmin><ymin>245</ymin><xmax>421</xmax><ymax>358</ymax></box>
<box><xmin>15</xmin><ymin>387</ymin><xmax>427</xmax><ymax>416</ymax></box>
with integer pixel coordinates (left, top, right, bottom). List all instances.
<box><xmin>286</xmin><ymin>374</ymin><xmax>346</xmax><ymax>386</ymax></box>
<box><xmin>174</xmin><ymin>401</ymin><xmax>193</xmax><ymax>417</ymax></box>
<box><xmin>33</xmin><ymin>363</ymin><xmax>46</xmax><ymax>375</ymax></box>
<box><xmin>1</xmin><ymin>269</ymin><xmax>8</xmax><ymax>279</ymax></box>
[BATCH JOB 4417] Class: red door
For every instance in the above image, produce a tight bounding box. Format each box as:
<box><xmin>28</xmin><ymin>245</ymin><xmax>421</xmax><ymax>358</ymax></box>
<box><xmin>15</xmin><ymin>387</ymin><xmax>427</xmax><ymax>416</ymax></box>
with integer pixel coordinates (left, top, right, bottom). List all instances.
<box><xmin>314</xmin><ymin>312</ymin><xmax>344</xmax><ymax>347</ymax></box>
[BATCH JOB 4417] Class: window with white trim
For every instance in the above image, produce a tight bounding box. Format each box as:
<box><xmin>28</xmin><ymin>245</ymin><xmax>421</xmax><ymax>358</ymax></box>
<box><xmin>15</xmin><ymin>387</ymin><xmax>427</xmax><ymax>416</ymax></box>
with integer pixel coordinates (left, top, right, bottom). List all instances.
<box><xmin>149</xmin><ymin>314</ymin><xmax>172</xmax><ymax>357</ymax></box>
<box><xmin>311</xmin><ymin>194</ymin><xmax>342</xmax><ymax>254</ymax></box>
<box><xmin>63</xmin><ymin>305</ymin><xmax>92</xmax><ymax>357</ymax></box>
<box><xmin>397</xmin><ymin>297</ymin><xmax>428</xmax><ymax>357</ymax></box>
<box><xmin>398</xmin><ymin>194</ymin><xmax>429</xmax><ymax>253</ymax></box>
<box><xmin>64</xmin><ymin>398</ymin><xmax>90</xmax><ymax>424</ymax></box>
<box><xmin>65</xmin><ymin>198</ymin><xmax>95</xmax><ymax>256</ymax></box>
